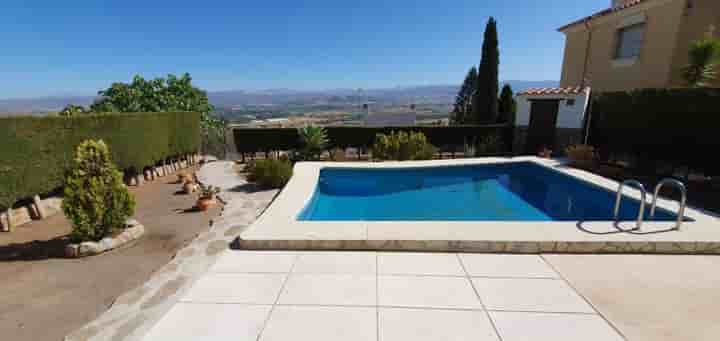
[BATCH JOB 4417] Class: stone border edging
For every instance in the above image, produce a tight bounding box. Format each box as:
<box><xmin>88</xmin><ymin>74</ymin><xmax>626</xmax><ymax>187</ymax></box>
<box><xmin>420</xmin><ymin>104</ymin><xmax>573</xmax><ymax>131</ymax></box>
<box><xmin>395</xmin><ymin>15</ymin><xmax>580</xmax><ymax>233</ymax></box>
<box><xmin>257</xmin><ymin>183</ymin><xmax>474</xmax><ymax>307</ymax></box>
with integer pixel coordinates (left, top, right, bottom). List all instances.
<box><xmin>64</xmin><ymin>219</ymin><xmax>145</xmax><ymax>258</ymax></box>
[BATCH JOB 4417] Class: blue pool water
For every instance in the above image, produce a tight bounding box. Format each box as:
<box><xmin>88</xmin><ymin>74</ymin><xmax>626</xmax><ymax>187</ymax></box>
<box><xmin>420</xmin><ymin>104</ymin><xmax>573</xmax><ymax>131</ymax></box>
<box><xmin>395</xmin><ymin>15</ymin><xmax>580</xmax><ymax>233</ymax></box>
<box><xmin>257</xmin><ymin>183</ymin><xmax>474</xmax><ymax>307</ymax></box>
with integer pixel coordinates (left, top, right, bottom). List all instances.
<box><xmin>298</xmin><ymin>162</ymin><xmax>684</xmax><ymax>221</ymax></box>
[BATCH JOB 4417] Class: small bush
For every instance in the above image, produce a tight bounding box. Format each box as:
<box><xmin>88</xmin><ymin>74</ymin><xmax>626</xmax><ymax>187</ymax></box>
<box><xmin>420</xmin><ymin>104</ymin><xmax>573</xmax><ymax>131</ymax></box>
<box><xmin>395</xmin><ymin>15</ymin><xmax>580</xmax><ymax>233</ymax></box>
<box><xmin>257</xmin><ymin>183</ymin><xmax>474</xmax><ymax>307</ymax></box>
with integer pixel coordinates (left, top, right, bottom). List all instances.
<box><xmin>247</xmin><ymin>158</ymin><xmax>293</xmax><ymax>188</ymax></box>
<box><xmin>372</xmin><ymin>131</ymin><xmax>437</xmax><ymax>161</ymax></box>
<box><xmin>62</xmin><ymin>140</ymin><xmax>136</xmax><ymax>242</ymax></box>
<box><xmin>297</xmin><ymin>125</ymin><xmax>329</xmax><ymax>161</ymax></box>
<box><xmin>476</xmin><ymin>133</ymin><xmax>505</xmax><ymax>156</ymax></box>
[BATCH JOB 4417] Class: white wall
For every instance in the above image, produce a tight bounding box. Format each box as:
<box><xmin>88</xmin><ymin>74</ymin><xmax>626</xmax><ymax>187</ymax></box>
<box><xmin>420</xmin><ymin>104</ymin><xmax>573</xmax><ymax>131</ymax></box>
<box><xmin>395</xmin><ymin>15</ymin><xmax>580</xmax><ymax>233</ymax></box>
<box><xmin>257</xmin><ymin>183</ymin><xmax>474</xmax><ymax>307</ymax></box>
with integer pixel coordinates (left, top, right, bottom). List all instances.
<box><xmin>515</xmin><ymin>92</ymin><xmax>590</xmax><ymax>129</ymax></box>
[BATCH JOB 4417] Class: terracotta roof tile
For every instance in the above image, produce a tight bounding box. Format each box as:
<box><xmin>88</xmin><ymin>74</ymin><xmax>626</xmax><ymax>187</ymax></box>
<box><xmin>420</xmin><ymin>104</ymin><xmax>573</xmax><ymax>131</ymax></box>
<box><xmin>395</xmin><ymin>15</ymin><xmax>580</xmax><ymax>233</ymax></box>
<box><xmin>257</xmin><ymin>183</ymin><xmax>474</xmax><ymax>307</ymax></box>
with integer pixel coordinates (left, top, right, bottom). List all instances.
<box><xmin>558</xmin><ymin>0</ymin><xmax>646</xmax><ymax>31</ymax></box>
<box><xmin>517</xmin><ymin>86</ymin><xmax>589</xmax><ymax>96</ymax></box>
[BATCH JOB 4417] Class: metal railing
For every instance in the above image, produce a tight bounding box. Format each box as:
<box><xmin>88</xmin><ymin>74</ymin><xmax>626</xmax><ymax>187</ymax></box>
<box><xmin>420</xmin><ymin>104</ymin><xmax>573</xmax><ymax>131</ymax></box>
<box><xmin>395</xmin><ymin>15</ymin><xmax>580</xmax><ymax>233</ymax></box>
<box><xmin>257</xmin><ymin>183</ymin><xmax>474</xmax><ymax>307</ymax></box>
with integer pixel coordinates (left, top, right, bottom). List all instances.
<box><xmin>614</xmin><ymin>179</ymin><xmax>647</xmax><ymax>231</ymax></box>
<box><xmin>649</xmin><ymin>178</ymin><xmax>687</xmax><ymax>231</ymax></box>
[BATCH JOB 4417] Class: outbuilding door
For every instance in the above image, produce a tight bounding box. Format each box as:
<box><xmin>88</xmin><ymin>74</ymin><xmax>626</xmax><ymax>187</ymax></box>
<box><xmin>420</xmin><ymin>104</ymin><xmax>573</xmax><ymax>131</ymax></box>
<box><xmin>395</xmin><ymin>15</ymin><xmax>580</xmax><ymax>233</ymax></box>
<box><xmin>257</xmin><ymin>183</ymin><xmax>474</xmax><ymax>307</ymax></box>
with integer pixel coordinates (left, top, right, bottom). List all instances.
<box><xmin>524</xmin><ymin>99</ymin><xmax>560</xmax><ymax>154</ymax></box>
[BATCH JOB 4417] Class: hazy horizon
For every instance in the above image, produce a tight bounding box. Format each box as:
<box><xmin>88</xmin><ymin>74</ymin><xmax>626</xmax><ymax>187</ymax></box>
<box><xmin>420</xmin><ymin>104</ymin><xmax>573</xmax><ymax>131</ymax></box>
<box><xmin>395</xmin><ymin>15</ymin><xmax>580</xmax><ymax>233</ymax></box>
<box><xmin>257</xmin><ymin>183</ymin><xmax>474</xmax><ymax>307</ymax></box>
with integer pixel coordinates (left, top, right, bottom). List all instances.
<box><xmin>0</xmin><ymin>80</ymin><xmax>560</xmax><ymax>101</ymax></box>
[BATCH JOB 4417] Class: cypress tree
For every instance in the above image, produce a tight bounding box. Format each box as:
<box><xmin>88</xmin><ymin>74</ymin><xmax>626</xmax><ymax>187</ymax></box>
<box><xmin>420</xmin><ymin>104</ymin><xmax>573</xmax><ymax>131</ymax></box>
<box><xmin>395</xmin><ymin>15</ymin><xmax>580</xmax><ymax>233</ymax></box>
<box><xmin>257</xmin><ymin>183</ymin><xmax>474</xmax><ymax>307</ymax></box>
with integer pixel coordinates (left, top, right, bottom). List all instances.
<box><xmin>498</xmin><ymin>84</ymin><xmax>516</xmax><ymax>124</ymax></box>
<box><xmin>451</xmin><ymin>67</ymin><xmax>478</xmax><ymax>124</ymax></box>
<box><xmin>473</xmin><ymin>17</ymin><xmax>500</xmax><ymax>124</ymax></box>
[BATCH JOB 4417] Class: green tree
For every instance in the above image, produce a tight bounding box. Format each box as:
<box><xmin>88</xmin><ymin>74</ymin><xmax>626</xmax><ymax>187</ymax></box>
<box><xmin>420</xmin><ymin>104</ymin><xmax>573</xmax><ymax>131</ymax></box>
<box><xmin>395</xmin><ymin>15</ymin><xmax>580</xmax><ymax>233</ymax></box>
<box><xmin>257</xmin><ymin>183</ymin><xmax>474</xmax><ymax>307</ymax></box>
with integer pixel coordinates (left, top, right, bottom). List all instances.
<box><xmin>497</xmin><ymin>84</ymin><xmax>516</xmax><ymax>124</ymax></box>
<box><xmin>682</xmin><ymin>37</ymin><xmax>720</xmax><ymax>87</ymax></box>
<box><xmin>58</xmin><ymin>104</ymin><xmax>89</xmax><ymax>117</ymax></box>
<box><xmin>62</xmin><ymin>140</ymin><xmax>135</xmax><ymax>242</ymax></box>
<box><xmin>451</xmin><ymin>67</ymin><xmax>478</xmax><ymax>125</ymax></box>
<box><xmin>89</xmin><ymin>73</ymin><xmax>225</xmax><ymax>157</ymax></box>
<box><xmin>472</xmin><ymin>17</ymin><xmax>500</xmax><ymax>124</ymax></box>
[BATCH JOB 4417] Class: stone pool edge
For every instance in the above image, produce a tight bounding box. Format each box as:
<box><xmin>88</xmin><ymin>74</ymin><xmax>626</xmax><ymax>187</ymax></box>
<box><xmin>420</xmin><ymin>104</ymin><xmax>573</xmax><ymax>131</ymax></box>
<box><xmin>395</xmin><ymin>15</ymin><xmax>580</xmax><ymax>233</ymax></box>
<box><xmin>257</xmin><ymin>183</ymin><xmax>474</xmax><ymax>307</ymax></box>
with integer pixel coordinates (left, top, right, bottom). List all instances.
<box><xmin>236</xmin><ymin>157</ymin><xmax>720</xmax><ymax>255</ymax></box>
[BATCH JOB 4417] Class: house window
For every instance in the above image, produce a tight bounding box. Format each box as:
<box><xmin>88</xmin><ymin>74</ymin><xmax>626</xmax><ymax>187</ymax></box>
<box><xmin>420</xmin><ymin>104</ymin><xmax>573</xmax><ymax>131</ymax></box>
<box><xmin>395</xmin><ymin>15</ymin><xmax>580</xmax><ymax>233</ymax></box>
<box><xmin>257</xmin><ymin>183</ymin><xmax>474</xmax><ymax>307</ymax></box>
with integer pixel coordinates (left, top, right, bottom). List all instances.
<box><xmin>566</xmin><ymin>99</ymin><xmax>576</xmax><ymax>106</ymax></box>
<box><xmin>615</xmin><ymin>23</ymin><xmax>645</xmax><ymax>59</ymax></box>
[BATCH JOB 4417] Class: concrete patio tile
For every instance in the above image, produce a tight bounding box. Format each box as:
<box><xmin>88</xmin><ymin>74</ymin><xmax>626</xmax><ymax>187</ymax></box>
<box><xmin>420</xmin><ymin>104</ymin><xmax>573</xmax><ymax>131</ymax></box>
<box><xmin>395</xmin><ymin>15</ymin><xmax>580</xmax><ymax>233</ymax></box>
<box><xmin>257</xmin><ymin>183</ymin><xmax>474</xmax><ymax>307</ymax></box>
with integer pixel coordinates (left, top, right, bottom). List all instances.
<box><xmin>379</xmin><ymin>308</ymin><xmax>500</xmax><ymax>341</ymax></box>
<box><xmin>471</xmin><ymin>278</ymin><xmax>594</xmax><ymax>313</ymax></box>
<box><xmin>378</xmin><ymin>276</ymin><xmax>481</xmax><ymax>309</ymax></box>
<box><xmin>209</xmin><ymin>251</ymin><xmax>297</xmax><ymax>273</ymax></box>
<box><xmin>459</xmin><ymin>254</ymin><xmax>559</xmax><ymax>278</ymax></box>
<box><xmin>260</xmin><ymin>306</ymin><xmax>376</xmax><ymax>341</ymax></box>
<box><xmin>489</xmin><ymin>311</ymin><xmax>624</xmax><ymax>341</ymax></box>
<box><xmin>278</xmin><ymin>274</ymin><xmax>376</xmax><ymax>306</ymax></box>
<box><xmin>142</xmin><ymin>303</ymin><xmax>271</xmax><ymax>341</ymax></box>
<box><xmin>378</xmin><ymin>252</ymin><xmax>465</xmax><ymax>276</ymax></box>
<box><xmin>293</xmin><ymin>251</ymin><xmax>376</xmax><ymax>274</ymax></box>
<box><xmin>181</xmin><ymin>273</ymin><xmax>286</xmax><ymax>304</ymax></box>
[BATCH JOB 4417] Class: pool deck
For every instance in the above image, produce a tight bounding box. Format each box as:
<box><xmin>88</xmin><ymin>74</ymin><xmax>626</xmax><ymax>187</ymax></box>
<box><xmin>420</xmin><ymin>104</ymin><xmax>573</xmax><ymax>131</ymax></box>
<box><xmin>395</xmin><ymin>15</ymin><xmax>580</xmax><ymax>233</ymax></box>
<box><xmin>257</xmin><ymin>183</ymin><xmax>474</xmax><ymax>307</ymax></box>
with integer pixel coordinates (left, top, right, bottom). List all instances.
<box><xmin>237</xmin><ymin>157</ymin><xmax>720</xmax><ymax>254</ymax></box>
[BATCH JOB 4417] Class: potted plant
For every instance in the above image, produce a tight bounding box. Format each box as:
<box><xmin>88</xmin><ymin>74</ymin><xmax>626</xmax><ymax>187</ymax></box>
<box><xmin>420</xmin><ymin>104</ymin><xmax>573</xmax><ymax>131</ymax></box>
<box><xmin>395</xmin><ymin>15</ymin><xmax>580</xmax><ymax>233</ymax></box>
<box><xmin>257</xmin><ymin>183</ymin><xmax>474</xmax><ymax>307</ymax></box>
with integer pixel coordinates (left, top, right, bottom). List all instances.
<box><xmin>196</xmin><ymin>185</ymin><xmax>220</xmax><ymax>211</ymax></box>
<box><xmin>565</xmin><ymin>144</ymin><xmax>596</xmax><ymax>169</ymax></box>
<box><xmin>538</xmin><ymin>146</ymin><xmax>553</xmax><ymax>159</ymax></box>
<box><xmin>182</xmin><ymin>180</ymin><xmax>198</xmax><ymax>194</ymax></box>
<box><xmin>178</xmin><ymin>172</ymin><xmax>192</xmax><ymax>184</ymax></box>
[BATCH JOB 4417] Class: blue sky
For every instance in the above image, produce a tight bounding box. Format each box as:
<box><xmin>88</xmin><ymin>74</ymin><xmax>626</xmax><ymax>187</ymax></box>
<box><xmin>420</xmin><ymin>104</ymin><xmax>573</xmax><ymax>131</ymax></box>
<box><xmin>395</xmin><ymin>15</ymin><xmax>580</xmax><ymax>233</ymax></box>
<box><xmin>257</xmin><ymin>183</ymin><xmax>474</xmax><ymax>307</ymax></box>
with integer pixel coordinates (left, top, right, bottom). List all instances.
<box><xmin>0</xmin><ymin>0</ymin><xmax>608</xmax><ymax>99</ymax></box>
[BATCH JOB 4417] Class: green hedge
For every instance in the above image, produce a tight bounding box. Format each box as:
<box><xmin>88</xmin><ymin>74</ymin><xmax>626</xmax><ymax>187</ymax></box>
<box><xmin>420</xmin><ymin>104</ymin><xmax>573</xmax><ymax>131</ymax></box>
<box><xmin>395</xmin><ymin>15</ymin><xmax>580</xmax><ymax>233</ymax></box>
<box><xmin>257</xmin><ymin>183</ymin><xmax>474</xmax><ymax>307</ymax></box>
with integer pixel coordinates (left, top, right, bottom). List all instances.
<box><xmin>589</xmin><ymin>88</ymin><xmax>720</xmax><ymax>174</ymax></box>
<box><xmin>233</xmin><ymin>125</ymin><xmax>512</xmax><ymax>153</ymax></box>
<box><xmin>0</xmin><ymin>112</ymin><xmax>200</xmax><ymax>210</ymax></box>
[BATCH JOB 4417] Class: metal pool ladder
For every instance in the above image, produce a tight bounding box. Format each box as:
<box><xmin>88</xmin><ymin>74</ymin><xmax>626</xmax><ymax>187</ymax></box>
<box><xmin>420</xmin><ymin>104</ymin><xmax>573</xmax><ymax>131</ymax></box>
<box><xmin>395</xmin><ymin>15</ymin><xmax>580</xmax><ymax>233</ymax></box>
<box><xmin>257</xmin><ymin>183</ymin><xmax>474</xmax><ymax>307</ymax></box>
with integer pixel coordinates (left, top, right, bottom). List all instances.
<box><xmin>649</xmin><ymin>178</ymin><xmax>687</xmax><ymax>231</ymax></box>
<box><xmin>614</xmin><ymin>178</ymin><xmax>688</xmax><ymax>232</ymax></box>
<box><xmin>614</xmin><ymin>180</ymin><xmax>646</xmax><ymax>231</ymax></box>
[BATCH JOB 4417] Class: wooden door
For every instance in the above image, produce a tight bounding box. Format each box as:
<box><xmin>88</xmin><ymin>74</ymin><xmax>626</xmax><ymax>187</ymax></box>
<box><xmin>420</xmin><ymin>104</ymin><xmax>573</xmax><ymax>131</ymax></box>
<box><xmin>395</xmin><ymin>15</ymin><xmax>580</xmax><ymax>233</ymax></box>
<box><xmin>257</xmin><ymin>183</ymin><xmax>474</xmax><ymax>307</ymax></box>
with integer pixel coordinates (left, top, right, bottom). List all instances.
<box><xmin>524</xmin><ymin>99</ymin><xmax>560</xmax><ymax>154</ymax></box>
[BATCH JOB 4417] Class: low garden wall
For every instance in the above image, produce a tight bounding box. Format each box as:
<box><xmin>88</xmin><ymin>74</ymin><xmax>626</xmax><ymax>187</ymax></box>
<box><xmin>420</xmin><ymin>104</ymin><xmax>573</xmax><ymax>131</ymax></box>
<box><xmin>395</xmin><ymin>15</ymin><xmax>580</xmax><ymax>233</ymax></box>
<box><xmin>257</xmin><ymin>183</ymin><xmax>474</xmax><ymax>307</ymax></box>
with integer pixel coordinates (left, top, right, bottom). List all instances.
<box><xmin>588</xmin><ymin>88</ymin><xmax>720</xmax><ymax>175</ymax></box>
<box><xmin>0</xmin><ymin>112</ymin><xmax>201</xmax><ymax>221</ymax></box>
<box><xmin>232</xmin><ymin>125</ymin><xmax>513</xmax><ymax>156</ymax></box>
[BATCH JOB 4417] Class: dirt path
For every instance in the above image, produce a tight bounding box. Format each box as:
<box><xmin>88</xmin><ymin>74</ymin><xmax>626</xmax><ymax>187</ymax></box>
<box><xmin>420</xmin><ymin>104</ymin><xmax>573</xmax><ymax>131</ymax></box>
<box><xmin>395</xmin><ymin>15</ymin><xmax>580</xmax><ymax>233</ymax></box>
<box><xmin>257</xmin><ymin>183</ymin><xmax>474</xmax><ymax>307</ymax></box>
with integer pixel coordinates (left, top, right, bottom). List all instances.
<box><xmin>0</xmin><ymin>170</ymin><xmax>220</xmax><ymax>341</ymax></box>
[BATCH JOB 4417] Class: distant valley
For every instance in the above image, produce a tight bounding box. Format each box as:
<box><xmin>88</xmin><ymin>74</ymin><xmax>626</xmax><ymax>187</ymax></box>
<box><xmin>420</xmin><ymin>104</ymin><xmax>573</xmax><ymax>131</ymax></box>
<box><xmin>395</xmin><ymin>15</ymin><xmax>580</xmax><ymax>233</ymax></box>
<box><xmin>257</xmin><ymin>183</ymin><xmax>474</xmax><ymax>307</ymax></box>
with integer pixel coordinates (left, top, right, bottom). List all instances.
<box><xmin>0</xmin><ymin>81</ymin><xmax>558</xmax><ymax>121</ymax></box>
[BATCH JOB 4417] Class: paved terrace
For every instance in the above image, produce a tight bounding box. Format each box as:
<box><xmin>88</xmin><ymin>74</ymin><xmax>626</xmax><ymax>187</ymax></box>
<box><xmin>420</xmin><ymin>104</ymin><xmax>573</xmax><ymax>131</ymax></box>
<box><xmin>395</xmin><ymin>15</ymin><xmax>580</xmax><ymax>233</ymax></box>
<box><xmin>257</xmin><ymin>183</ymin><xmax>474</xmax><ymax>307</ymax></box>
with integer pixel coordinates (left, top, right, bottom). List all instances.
<box><xmin>67</xmin><ymin>161</ymin><xmax>720</xmax><ymax>341</ymax></box>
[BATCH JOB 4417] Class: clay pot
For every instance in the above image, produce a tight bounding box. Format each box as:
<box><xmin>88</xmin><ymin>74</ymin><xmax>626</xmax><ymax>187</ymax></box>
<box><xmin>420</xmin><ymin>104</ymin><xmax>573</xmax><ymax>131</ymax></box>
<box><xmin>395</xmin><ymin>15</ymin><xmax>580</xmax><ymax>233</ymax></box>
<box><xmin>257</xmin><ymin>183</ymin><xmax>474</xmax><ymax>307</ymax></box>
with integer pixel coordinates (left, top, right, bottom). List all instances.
<box><xmin>183</xmin><ymin>182</ymin><xmax>196</xmax><ymax>194</ymax></box>
<box><xmin>196</xmin><ymin>198</ymin><xmax>213</xmax><ymax>211</ymax></box>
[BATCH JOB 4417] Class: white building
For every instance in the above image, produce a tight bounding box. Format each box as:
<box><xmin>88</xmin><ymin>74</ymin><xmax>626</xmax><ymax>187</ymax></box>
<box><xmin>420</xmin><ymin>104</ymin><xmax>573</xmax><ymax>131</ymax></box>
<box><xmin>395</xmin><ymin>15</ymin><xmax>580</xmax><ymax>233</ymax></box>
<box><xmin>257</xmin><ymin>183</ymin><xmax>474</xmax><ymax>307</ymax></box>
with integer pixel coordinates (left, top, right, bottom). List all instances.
<box><xmin>514</xmin><ymin>86</ymin><xmax>591</xmax><ymax>154</ymax></box>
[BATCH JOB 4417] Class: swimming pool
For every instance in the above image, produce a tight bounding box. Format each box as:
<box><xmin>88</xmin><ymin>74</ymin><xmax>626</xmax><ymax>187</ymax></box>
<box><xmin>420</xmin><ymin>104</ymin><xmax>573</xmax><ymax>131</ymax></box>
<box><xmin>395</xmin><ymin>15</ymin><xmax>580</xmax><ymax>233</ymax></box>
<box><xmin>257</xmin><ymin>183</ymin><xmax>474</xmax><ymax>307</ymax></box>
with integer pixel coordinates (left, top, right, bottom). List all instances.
<box><xmin>299</xmin><ymin>161</ymin><xmax>681</xmax><ymax>222</ymax></box>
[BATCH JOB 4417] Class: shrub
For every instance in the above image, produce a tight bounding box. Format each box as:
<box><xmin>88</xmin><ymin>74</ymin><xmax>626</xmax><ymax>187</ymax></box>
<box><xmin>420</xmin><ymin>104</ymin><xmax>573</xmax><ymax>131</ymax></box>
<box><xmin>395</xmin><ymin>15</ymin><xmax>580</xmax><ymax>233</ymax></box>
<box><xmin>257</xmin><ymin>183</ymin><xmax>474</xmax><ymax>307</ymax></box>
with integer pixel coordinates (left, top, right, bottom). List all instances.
<box><xmin>297</xmin><ymin>125</ymin><xmax>328</xmax><ymax>161</ymax></box>
<box><xmin>682</xmin><ymin>37</ymin><xmax>720</xmax><ymax>87</ymax></box>
<box><xmin>0</xmin><ymin>112</ymin><xmax>200</xmax><ymax>211</ymax></box>
<box><xmin>62</xmin><ymin>140</ymin><xmax>136</xmax><ymax>242</ymax></box>
<box><xmin>476</xmin><ymin>133</ymin><xmax>505</xmax><ymax>156</ymax></box>
<box><xmin>589</xmin><ymin>88</ymin><xmax>720</xmax><ymax>174</ymax></box>
<box><xmin>247</xmin><ymin>158</ymin><xmax>293</xmax><ymax>188</ymax></box>
<box><xmin>372</xmin><ymin>131</ymin><xmax>437</xmax><ymax>161</ymax></box>
<box><xmin>565</xmin><ymin>144</ymin><xmax>596</xmax><ymax>165</ymax></box>
<box><xmin>232</xmin><ymin>125</ymin><xmax>512</xmax><ymax>154</ymax></box>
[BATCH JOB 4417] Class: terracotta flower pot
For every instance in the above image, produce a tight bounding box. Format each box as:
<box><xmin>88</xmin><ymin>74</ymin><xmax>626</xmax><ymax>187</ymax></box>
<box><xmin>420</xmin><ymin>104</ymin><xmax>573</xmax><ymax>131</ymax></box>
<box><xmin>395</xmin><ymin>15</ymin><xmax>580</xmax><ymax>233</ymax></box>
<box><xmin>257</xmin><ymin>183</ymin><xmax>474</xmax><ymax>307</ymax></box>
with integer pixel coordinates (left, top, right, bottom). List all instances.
<box><xmin>196</xmin><ymin>198</ymin><xmax>213</xmax><ymax>211</ymax></box>
<box><xmin>183</xmin><ymin>182</ymin><xmax>196</xmax><ymax>194</ymax></box>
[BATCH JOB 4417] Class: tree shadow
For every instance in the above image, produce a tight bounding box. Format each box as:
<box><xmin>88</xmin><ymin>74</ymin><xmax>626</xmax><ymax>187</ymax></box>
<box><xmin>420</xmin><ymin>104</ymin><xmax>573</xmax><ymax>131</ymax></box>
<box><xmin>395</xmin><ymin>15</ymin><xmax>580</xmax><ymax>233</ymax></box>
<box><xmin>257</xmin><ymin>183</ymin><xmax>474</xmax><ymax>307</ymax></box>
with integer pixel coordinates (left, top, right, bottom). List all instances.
<box><xmin>0</xmin><ymin>235</ymin><xmax>71</xmax><ymax>261</ymax></box>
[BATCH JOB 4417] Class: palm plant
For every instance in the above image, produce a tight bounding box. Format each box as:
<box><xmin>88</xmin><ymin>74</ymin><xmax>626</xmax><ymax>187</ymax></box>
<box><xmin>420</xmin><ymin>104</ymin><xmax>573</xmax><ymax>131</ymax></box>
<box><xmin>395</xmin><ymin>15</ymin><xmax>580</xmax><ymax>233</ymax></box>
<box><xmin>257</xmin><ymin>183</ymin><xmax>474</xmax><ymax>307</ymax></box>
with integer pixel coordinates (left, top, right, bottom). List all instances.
<box><xmin>297</xmin><ymin>125</ymin><xmax>329</xmax><ymax>161</ymax></box>
<box><xmin>682</xmin><ymin>38</ymin><xmax>720</xmax><ymax>88</ymax></box>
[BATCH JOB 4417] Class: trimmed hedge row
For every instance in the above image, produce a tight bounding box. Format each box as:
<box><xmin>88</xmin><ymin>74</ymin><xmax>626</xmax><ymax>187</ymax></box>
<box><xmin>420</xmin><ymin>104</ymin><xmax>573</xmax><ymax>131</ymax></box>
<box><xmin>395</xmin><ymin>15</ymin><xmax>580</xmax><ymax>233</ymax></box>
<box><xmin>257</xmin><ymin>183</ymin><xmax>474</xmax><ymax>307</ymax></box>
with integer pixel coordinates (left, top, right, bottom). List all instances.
<box><xmin>233</xmin><ymin>125</ymin><xmax>513</xmax><ymax>154</ymax></box>
<box><xmin>0</xmin><ymin>112</ymin><xmax>200</xmax><ymax>210</ymax></box>
<box><xmin>588</xmin><ymin>88</ymin><xmax>720</xmax><ymax>174</ymax></box>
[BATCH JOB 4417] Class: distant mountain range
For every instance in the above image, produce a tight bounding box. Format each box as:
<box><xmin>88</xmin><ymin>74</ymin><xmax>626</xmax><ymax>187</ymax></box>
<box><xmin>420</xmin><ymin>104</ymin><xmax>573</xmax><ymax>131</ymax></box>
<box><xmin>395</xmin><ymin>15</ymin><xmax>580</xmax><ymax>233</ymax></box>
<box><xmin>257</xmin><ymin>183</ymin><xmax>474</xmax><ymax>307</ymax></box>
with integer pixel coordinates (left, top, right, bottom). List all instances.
<box><xmin>0</xmin><ymin>80</ymin><xmax>557</xmax><ymax>114</ymax></box>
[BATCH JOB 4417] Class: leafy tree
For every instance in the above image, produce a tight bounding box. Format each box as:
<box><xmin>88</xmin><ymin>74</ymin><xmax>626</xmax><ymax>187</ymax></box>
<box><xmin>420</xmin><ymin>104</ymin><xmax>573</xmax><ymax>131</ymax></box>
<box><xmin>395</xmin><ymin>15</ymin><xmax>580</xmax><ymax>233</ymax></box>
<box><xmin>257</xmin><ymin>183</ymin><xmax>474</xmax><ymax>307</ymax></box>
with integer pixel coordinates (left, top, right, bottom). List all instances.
<box><xmin>451</xmin><ymin>67</ymin><xmax>478</xmax><ymax>125</ymax></box>
<box><xmin>62</xmin><ymin>140</ymin><xmax>135</xmax><ymax>242</ymax></box>
<box><xmin>497</xmin><ymin>84</ymin><xmax>516</xmax><ymax>124</ymax></box>
<box><xmin>296</xmin><ymin>125</ymin><xmax>329</xmax><ymax>161</ymax></box>
<box><xmin>89</xmin><ymin>73</ymin><xmax>226</xmax><ymax>156</ymax></box>
<box><xmin>682</xmin><ymin>37</ymin><xmax>720</xmax><ymax>87</ymax></box>
<box><xmin>58</xmin><ymin>104</ymin><xmax>89</xmax><ymax>117</ymax></box>
<box><xmin>472</xmin><ymin>17</ymin><xmax>500</xmax><ymax>124</ymax></box>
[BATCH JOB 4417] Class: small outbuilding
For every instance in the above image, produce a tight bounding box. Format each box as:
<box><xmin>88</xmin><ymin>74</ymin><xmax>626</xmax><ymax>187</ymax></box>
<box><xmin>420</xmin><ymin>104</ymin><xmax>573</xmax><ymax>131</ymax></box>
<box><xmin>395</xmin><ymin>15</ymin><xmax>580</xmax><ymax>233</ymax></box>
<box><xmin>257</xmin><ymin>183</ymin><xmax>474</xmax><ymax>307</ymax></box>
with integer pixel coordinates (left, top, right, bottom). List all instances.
<box><xmin>514</xmin><ymin>86</ymin><xmax>591</xmax><ymax>155</ymax></box>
